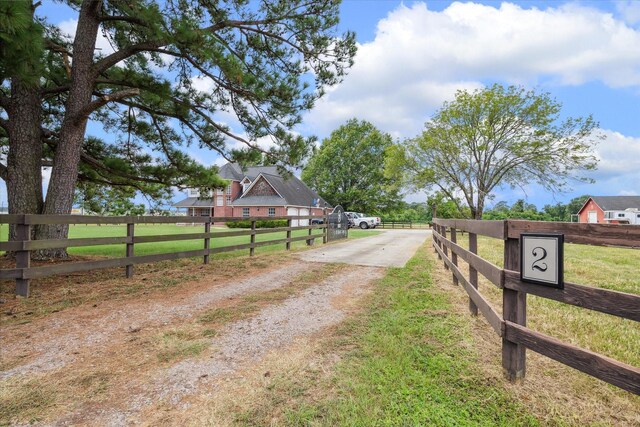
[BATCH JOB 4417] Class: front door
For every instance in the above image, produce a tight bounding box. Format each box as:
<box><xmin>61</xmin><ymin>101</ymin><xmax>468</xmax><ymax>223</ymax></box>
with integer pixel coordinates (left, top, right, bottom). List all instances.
<box><xmin>587</xmin><ymin>211</ymin><xmax>598</xmax><ymax>223</ymax></box>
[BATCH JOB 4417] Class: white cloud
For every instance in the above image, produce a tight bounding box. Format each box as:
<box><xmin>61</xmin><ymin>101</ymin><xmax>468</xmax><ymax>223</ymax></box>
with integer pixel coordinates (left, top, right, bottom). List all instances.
<box><xmin>304</xmin><ymin>2</ymin><xmax>640</xmax><ymax>139</ymax></box>
<box><xmin>592</xmin><ymin>129</ymin><xmax>640</xmax><ymax>178</ymax></box>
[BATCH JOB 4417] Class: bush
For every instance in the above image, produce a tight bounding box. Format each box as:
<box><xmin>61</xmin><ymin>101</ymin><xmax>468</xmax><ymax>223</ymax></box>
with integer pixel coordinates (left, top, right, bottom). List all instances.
<box><xmin>226</xmin><ymin>219</ymin><xmax>288</xmax><ymax>229</ymax></box>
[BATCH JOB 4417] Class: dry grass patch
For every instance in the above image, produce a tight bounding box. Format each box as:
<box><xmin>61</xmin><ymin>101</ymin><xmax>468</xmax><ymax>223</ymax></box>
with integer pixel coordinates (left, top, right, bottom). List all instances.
<box><xmin>0</xmin><ymin>252</ymin><xmax>291</xmax><ymax>327</ymax></box>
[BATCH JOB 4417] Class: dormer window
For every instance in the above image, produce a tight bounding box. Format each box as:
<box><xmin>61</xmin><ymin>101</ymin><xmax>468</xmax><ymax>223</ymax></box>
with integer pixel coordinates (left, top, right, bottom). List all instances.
<box><xmin>241</xmin><ymin>177</ymin><xmax>251</xmax><ymax>193</ymax></box>
<box><xmin>188</xmin><ymin>188</ymin><xmax>200</xmax><ymax>197</ymax></box>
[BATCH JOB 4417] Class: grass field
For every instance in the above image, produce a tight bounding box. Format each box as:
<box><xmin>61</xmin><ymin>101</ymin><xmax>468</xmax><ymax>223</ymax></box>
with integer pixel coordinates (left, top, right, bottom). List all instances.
<box><xmin>463</xmin><ymin>235</ymin><xmax>640</xmax><ymax>367</ymax></box>
<box><xmin>0</xmin><ymin>223</ymin><xmax>378</xmax><ymax>258</ymax></box>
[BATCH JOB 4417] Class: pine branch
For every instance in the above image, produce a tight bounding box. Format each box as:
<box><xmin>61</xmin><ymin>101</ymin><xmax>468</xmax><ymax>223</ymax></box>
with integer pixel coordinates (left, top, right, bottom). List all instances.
<box><xmin>74</xmin><ymin>88</ymin><xmax>140</xmax><ymax>124</ymax></box>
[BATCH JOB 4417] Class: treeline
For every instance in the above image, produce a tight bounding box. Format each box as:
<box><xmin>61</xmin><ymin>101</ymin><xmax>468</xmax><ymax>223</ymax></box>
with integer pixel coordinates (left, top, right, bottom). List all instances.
<box><xmin>482</xmin><ymin>195</ymin><xmax>589</xmax><ymax>221</ymax></box>
<box><xmin>378</xmin><ymin>195</ymin><xmax>590</xmax><ymax>223</ymax></box>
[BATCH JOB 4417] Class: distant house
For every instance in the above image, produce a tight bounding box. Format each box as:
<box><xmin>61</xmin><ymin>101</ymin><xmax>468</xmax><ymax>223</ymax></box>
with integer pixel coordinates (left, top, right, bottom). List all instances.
<box><xmin>577</xmin><ymin>196</ymin><xmax>640</xmax><ymax>224</ymax></box>
<box><xmin>174</xmin><ymin>163</ymin><xmax>329</xmax><ymax>224</ymax></box>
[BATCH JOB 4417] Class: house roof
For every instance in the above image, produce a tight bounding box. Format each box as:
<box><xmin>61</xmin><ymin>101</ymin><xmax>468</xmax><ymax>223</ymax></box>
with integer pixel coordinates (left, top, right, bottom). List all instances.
<box><xmin>232</xmin><ymin>195</ymin><xmax>287</xmax><ymax>206</ymax></box>
<box><xmin>580</xmin><ymin>196</ymin><xmax>640</xmax><ymax>212</ymax></box>
<box><xmin>175</xmin><ymin>162</ymin><xmax>330</xmax><ymax>209</ymax></box>
<box><xmin>173</xmin><ymin>197</ymin><xmax>215</xmax><ymax>208</ymax></box>
<box><xmin>237</xmin><ymin>171</ymin><xmax>329</xmax><ymax>208</ymax></box>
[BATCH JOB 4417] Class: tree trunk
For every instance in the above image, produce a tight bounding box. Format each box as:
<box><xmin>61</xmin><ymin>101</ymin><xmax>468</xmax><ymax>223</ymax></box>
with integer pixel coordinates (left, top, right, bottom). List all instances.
<box><xmin>6</xmin><ymin>81</ymin><xmax>44</xmax><ymax>242</ymax></box>
<box><xmin>35</xmin><ymin>0</ymin><xmax>101</xmax><ymax>259</ymax></box>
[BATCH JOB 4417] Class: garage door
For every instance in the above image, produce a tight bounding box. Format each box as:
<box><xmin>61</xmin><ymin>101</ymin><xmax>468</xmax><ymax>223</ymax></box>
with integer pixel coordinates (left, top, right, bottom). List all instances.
<box><xmin>588</xmin><ymin>211</ymin><xmax>597</xmax><ymax>223</ymax></box>
<box><xmin>299</xmin><ymin>208</ymin><xmax>309</xmax><ymax>226</ymax></box>
<box><xmin>287</xmin><ymin>207</ymin><xmax>299</xmax><ymax>227</ymax></box>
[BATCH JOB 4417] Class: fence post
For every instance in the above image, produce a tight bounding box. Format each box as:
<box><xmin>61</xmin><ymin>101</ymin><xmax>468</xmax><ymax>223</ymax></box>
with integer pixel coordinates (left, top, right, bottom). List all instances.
<box><xmin>126</xmin><ymin>222</ymin><xmax>135</xmax><ymax>278</ymax></box>
<box><xmin>307</xmin><ymin>219</ymin><xmax>313</xmax><ymax>246</ymax></box>
<box><xmin>442</xmin><ymin>226</ymin><xmax>449</xmax><ymax>270</ymax></box>
<box><xmin>502</xmin><ymin>228</ymin><xmax>526</xmax><ymax>382</ymax></box>
<box><xmin>434</xmin><ymin>222</ymin><xmax>442</xmax><ymax>260</ymax></box>
<box><xmin>15</xmin><ymin>216</ymin><xmax>31</xmax><ymax>297</ymax></box>
<box><xmin>250</xmin><ymin>220</ymin><xmax>256</xmax><ymax>256</ymax></box>
<box><xmin>286</xmin><ymin>218</ymin><xmax>292</xmax><ymax>250</ymax></box>
<box><xmin>450</xmin><ymin>227</ymin><xmax>458</xmax><ymax>285</ymax></box>
<box><xmin>323</xmin><ymin>209</ymin><xmax>328</xmax><ymax>244</ymax></box>
<box><xmin>204</xmin><ymin>218</ymin><xmax>211</xmax><ymax>264</ymax></box>
<box><xmin>468</xmin><ymin>232</ymin><xmax>478</xmax><ymax>316</ymax></box>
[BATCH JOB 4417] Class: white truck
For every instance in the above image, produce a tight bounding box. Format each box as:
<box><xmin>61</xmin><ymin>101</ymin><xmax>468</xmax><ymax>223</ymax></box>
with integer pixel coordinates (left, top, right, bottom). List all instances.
<box><xmin>345</xmin><ymin>212</ymin><xmax>381</xmax><ymax>229</ymax></box>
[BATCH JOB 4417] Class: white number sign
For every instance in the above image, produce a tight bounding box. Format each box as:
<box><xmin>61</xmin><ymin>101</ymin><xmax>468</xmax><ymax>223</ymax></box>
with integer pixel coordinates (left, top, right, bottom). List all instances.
<box><xmin>520</xmin><ymin>234</ymin><xmax>564</xmax><ymax>289</ymax></box>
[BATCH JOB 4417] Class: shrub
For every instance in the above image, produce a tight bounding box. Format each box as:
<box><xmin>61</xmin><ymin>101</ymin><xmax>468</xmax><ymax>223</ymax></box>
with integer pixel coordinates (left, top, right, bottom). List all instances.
<box><xmin>226</xmin><ymin>219</ymin><xmax>288</xmax><ymax>229</ymax></box>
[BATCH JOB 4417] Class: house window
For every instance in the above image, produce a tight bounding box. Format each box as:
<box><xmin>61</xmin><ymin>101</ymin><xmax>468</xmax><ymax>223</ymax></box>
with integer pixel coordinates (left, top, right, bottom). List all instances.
<box><xmin>226</xmin><ymin>184</ymin><xmax>232</xmax><ymax>195</ymax></box>
<box><xmin>216</xmin><ymin>196</ymin><xmax>223</xmax><ymax>207</ymax></box>
<box><xmin>200</xmin><ymin>209</ymin><xmax>209</xmax><ymax>216</ymax></box>
<box><xmin>216</xmin><ymin>189</ymin><xmax>223</xmax><ymax>195</ymax></box>
<box><xmin>242</xmin><ymin>208</ymin><xmax>250</xmax><ymax>218</ymax></box>
<box><xmin>188</xmin><ymin>188</ymin><xmax>199</xmax><ymax>197</ymax></box>
<box><xmin>226</xmin><ymin>196</ymin><xmax>231</xmax><ymax>204</ymax></box>
<box><xmin>268</xmin><ymin>207</ymin><xmax>276</xmax><ymax>217</ymax></box>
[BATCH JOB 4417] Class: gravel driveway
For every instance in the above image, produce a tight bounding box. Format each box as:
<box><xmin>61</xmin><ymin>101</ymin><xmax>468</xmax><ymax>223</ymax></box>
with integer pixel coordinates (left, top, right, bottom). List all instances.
<box><xmin>297</xmin><ymin>229</ymin><xmax>431</xmax><ymax>267</ymax></box>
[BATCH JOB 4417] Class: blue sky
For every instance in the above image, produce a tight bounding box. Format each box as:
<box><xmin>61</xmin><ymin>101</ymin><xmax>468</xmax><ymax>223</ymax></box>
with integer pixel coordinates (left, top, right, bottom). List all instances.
<box><xmin>4</xmin><ymin>1</ymin><xmax>640</xmax><ymax>210</ymax></box>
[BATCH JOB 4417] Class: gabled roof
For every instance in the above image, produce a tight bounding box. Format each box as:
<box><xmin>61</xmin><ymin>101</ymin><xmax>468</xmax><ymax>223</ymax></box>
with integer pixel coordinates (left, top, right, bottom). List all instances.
<box><xmin>234</xmin><ymin>165</ymin><xmax>329</xmax><ymax>207</ymax></box>
<box><xmin>173</xmin><ymin>197</ymin><xmax>214</xmax><ymax>207</ymax></box>
<box><xmin>580</xmin><ymin>196</ymin><xmax>640</xmax><ymax>213</ymax></box>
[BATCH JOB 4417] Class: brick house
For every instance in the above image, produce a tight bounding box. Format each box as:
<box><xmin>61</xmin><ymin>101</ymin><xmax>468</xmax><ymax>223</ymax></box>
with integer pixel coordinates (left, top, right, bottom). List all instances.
<box><xmin>577</xmin><ymin>196</ymin><xmax>640</xmax><ymax>224</ymax></box>
<box><xmin>174</xmin><ymin>163</ymin><xmax>329</xmax><ymax>224</ymax></box>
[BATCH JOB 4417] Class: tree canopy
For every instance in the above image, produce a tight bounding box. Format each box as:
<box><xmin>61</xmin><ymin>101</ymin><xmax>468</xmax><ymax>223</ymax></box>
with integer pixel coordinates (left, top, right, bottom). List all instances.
<box><xmin>385</xmin><ymin>84</ymin><xmax>601</xmax><ymax>219</ymax></box>
<box><xmin>0</xmin><ymin>0</ymin><xmax>356</xmax><ymax>254</ymax></box>
<box><xmin>301</xmin><ymin>119</ymin><xmax>401</xmax><ymax>213</ymax></box>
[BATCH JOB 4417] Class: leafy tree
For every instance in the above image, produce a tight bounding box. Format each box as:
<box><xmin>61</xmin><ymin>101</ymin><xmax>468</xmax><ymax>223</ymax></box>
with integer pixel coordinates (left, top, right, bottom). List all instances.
<box><xmin>386</xmin><ymin>84</ymin><xmax>601</xmax><ymax>219</ymax></box>
<box><xmin>566</xmin><ymin>194</ymin><xmax>591</xmax><ymax>219</ymax></box>
<box><xmin>427</xmin><ymin>191</ymin><xmax>470</xmax><ymax>219</ymax></box>
<box><xmin>0</xmin><ymin>0</ymin><xmax>356</xmax><ymax>257</ymax></box>
<box><xmin>301</xmin><ymin>119</ymin><xmax>401</xmax><ymax>213</ymax></box>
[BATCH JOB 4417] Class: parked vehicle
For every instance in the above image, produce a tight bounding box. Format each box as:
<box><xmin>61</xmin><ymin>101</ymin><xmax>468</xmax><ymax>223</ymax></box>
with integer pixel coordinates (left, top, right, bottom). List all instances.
<box><xmin>603</xmin><ymin>209</ymin><xmax>640</xmax><ymax>225</ymax></box>
<box><xmin>345</xmin><ymin>212</ymin><xmax>379</xmax><ymax>229</ymax></box>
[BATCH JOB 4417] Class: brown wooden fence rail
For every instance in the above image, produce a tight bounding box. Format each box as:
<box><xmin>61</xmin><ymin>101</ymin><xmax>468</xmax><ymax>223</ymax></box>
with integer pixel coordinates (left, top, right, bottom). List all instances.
<box><xmin>431</xmin><ymin>218</ymin><xmax>640</xmax><ymax>395</ymax></box>
<box><xmin>379</xmin><ymin>221</ymin><xmax>431</xmax><ymax>229</ymax></box>
<box><xmin>0</xmin><ymin>214</ymin><xmax>328</xmax><ymax>297</ymax></box>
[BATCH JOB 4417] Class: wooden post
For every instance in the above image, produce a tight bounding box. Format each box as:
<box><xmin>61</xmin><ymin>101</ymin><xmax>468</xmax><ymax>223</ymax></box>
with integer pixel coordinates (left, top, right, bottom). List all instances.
<box><xmin>468</xmin><ymin>232</ymin><xmax>478</xmax><ymax>316</ymax></box>
<box><xmin>126</xmin><ymin>222</ymin><xmax>135</xmax><ymax>278</ymax></box>
<box><xmin>204</xmin><ymin>219</ymin><xmax>211</xmax><ymax>264</ymax></box>
<box><xmin>323</xmin><ymin>209</ymin><xmax>328</xmax><ymax>244</ymax></box>
<box><xmin>450</xmin><ymin>227</ymin><xmax>458</xmax><ymax>285</ymax></box>
<box><xmin>502</xmin><ymin>233</ymin><xmax>526</xmax><ymax>382</ymax></box>
<box><xmin>15</xmin><ymin>218</ymin><xmax>30</xmax><ymax>297</ymax></box>
<box><xmin>442</xmin><ymin>226</ymin><xmax>449</xmax><ymax>270</ymax></box>
<box><xmin>434</xmin><ymin>223</ymin><xmax>442</xmax><ymax>260</ymax></box>
<box><xmin>250</xmin><ymin>220</ymin><xmax>256</xmax><ymax>256</ymax></box>
<box><xmin>286</xmin><ymin>218</ymin><xmax>292</xmax><ymax>250</ymax></box>
<box><xmin>307</xmin><ymin>220</ymin><xmax>313</xmax><ymax>246</ymax></box>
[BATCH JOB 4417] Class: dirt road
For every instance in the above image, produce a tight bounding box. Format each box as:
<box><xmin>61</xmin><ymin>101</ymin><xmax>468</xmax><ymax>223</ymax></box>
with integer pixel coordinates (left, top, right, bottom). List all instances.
<box><xmin>298</xmin><ymin>229</ymin><xmax>431</xmax><ymax>267</ymax></box>
<box><xmin>0</xmin><ymin>258</ymin><xmax>384</xmax><ymax>426</ymax></box>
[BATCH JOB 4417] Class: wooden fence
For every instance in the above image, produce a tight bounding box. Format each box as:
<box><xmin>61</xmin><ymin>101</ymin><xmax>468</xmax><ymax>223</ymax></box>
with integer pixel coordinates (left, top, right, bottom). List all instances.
<box><xmin>0</xmin><ymin>214</ymin><xmax>327</xmax><ymax>297</ymax></box>
<box><xmin>431</xmin><ymin>218</ymin><xmax>640</xmax><ymax>395</ymax></box>
<box><xmin>379</xmin><ymin>221</ymin><xmax>431</xmax><ymax>229</ymax></box>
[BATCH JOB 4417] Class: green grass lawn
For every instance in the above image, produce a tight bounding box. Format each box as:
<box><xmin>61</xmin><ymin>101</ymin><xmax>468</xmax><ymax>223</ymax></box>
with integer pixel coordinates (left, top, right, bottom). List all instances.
<box><xmin>0</xmin><ymin>223</ymin><xmax>378</xmax><ymax>258</ymax></box>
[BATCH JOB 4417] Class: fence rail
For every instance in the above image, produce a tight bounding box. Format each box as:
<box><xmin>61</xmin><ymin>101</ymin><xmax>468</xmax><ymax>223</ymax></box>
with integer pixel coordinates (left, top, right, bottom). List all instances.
<box><xmin>1</xmin><ymin>214</ymin><xmax>328</xmax><ymax>297</ymax></box>
<box><xmin>378</xmin><ymin>221</ymin><xmax>431</xmax><ymax>229</ymax></box>
<box><xmin>432</xmin><ymin>218</ymin><xmax>640</xmax><ymax>395</ymax></box>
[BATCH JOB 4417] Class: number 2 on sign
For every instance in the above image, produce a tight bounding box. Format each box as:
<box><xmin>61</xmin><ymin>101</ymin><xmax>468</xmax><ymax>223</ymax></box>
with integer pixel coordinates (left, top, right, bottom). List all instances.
<box><xmin>531</xmin><ymin>247</ymin><xmax>548</xmax><ymax>272</ymax></box>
